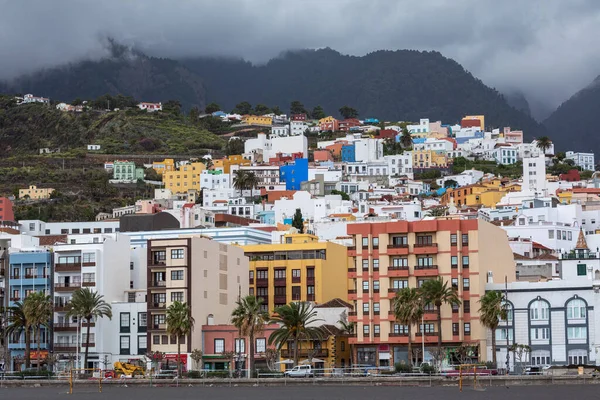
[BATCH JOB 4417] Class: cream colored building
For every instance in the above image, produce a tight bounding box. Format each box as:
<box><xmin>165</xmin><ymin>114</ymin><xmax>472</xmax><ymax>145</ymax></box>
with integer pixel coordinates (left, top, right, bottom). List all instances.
<box><xmin>19</xmin><ymin>185</ymin><xmax>55</xmax><ymax>200</ymax></box>
<box><xmin>146</xmin><ymin>237</ymin><xmax>249</xmax><ymax>359</ymax></box>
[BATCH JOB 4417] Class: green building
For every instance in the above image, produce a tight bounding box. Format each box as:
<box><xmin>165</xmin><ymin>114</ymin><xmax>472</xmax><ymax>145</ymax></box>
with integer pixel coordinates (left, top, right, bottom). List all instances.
<box><xmin>113</xmin><ymin>160</ymin><xmax>145</xmax><ymax>181</ymax></box>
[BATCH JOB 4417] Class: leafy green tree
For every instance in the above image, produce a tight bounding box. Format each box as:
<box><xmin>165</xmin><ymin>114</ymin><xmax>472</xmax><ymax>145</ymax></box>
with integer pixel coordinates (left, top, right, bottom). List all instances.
<box><xmin>188</xmin><ymin>106</ymin><xmax>200</xmax><ymax>122</ymax></box>
<box><xmin>254</xmin><ymin>104</ymin><xmax>272</xmax><ymax>115</ymax></box>
<box><xmin>291</xmin><ymin>208</ymin><xmax>304</xmax><ymax>233</ymax></box>
<box><xmin>268</xmin><ymin>302</ymin><xmax>322</xmax><ymax>365</ymax></box>
<box><xmin>479</xmin><ymin>291</ymin><xmax>508</xmax><ymax>366</ymax></box>
<box><xmin>330</xmin><ymin>189</ymin><xmax>350</xmax><ymax>201</ymax></box>
<box><xmin>166</xmin><ymin>301</ymin><xmax>195</xmax><ymax>377</ymax></box>
<box><xmin>6</xmin><ymin>302</ymin><xmax>32</xmax><ymax>368</ymax></box>
<box><xmin>231</xmin><ymin>296</ymin><xmax>269</xmax><ymax>377</ymax></box>
<box><xmin>444</xmin><ymin>179</ymin><xmax>458</xmax><ymax>188</ymax></box>
<box><xmin>290</xmin><ymin>100</ymin><xmax>307</xmax><ymax>115</ymax></box>
<box><xmin>339</xmin><ymin>106</ymin><xmax>358</xmax><ymax>119</ymax></box>
<box><xmin>163</xmin><ymin>100</ymin><xmax>182</xmax><ymax>115</ymax></box>
<box><xmin>535</xmin><ymin>136</ymin><xmax>552</xmax><ymax>155</ymax></box>
<box><xmin>233</xmin><ymin>101</ymin><xmax>253</xmax><ymax>115</ymax></box>
<box><xmin>205</xmin><ymin>102</ymin><xmax>221</xmax><ymax>114</ymax></box>
<box><xmin>419</xmin><ymin>278</ymin><xmax>461</xmax><ymax>349</ymax></box>
<box><xmin>23</xmin><ymin>292</ymin><xmax>53</xmax><ymax>371</ymax></box>
<box><xmin>224</xmin><ymin>137</ymin><xmax>245</xmax><ymax>156</ymax></box>
<box><xmin>393</xmin><ymin>288</ymin><xmax>424</xmax><ymax>367</ymax></box>
<box><xmin>67</xmin><ymin>288</ymin><xmax>113</xmax><ymax>370</ymax></box>
<box><xmin>271</xmin><ymin>105</ymin><xmax>283</xmax><ymax>115</ymax></box>
<box><xmin>311</xmin><ymin>105</ymin><xmax>326</xmax><ymax>120</ymax></box>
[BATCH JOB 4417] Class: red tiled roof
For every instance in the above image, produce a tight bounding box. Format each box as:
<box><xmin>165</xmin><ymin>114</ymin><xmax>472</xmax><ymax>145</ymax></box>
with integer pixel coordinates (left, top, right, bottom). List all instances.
<box><xmin>314</xmin><ymin>298</ymin><xmax>353</xmax><ymax>309</ymax></box>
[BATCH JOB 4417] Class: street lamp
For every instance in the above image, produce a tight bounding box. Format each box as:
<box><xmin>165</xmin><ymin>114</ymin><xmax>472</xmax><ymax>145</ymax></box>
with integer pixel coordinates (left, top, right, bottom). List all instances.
<box><xmin>505</xmin><ymin>276</ymin><xmax>509</xmax><ymax>374</ymax></box>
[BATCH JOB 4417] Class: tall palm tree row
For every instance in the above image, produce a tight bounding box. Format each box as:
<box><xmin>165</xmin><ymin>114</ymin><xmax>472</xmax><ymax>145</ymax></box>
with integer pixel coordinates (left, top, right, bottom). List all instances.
<box><xmin>67</xmin><ymin>288</ymin><xmax>112</xmax><ymax>371</ymax></box>
<box><xmin>420</xmin><ymin>278</ymin><xmax>461</xmax><ymax>349</ymax></box>
<box><xmin>268</xmin><ymin>302</ymin><xmax>323</xmax><ymax>366</ymax></box>
<box><xmin>6</xmin><ymin>301</ymin><xmax>31</xmax><ymax>369</ymax></box>
<box><xmin>165</xmin><ymin>301</ymin><xmax>195</xmax><ymax>377</ymax></box>
<box><xmin>23</xmin><ymin>292</ymin><xmax>53</xmax><ymax>371</ymax></box>
<box><xmin>393</xmin><ymin>287</ymin><xmax>423</xmax><ymax>368</ymax></box>
<box><xmin>231</xmin><ymin>295</ymin><xmax>269</xmax><ymax>377</ymax></box>
<box><xmin>478</xmin><ymin>291</ymin><xmax>508</xmax><ymax>366</ymax></box>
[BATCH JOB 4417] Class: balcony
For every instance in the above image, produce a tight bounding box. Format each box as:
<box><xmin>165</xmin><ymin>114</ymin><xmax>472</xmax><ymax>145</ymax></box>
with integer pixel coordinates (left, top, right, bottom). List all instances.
<box><xmin>413</xmin><ymin>243</ymin><xmax>438</xmax><ymax>255</ymax></box>
<box><xmin>82</xmin><ymin>281</ymin><xmax>96</xmax><ymax>287</ymax></box>
<box><xmin>54</xmin><ymin>345</ymin><xmax>77</xmax><ymax>352</ymax></box>
<box><xmin>54</xmin><ymin>303</ymin><xmax>71</xmax><ymax>312</ymax></box>
<box><xmin>54</xmin><ymin>322</ymin><xmax>95</xmax><ymax>331</ymax></box>
<box><xmin>292</xmin><ymin>276</ymin><xmax>301</xmax><ymax>283</ymax></box>
<box><xmin>348</xmin><ymin>289</ymin><xmax>357</xmax><ymax>300</ymax></box>
<box><xmin>306</xmin><ymin>276</ymin><xmax>315</xmax><ymax>285</ymax></box>
<box><xmin>82</xmin><ymin>343</ymin><xmax>95</xmax><ymax>348</ymax></box>
<box><xmin>82</xmin><ymin>262</ymin><xmax>96</xmax><ymax>267</ymax></box>
<box><xmin>55</xmin><ymin>282</ymin><xmax>81</xmax><ymax>292</ymax></box>
<box><xmin>389</xmin><ymin>332</ymin><xmax>409</xmax><ymax>337</ymax></box>
<box><xmin>256</xmin><ymin>278</ymin><xmax>269</xmax><ymax>288</ymax></box>
<box><xmin>149</xmin><ymin>259</ymin><xmax>166</xmax><ymax>267</ymax></box>
<box><xmin>387</xmin><ymin>266</ymin><xmax>409</xmax><ymax>277</ymax></box>
<box><xmin>281</xmin><ymin>349</ymin><xmax>329</xmax><ymax>358</ymax></box>
<box><xmin>274</xmin><ymin>278</ymin><xmax>287</xmax><ymax>287</ymax></box>
<box><xmin>150</xmin><ymin>281</ymin><xmax>166</xmax><ymax>288</ymax></box>
<box><xmin>55</xmin><ymin>263</ymin><xmax>81</xmax><ymax>272</ymax></box>
<box><xmin>274</xmin><ymin>295</ymin><xmax>287</xmax><ymax>304</ymax></box>
<box><xmin>414</xmin><ymin>265</ymin><xmax>439</xmax><ymax>277</ymax></box>
<box><xmin>307</xmin><ymin>294</ymin><xmax>315</xmax><ymax>302</ymax></box>
<box><xmin>387</xmin><ymin>243</ymin><xmax>409</xmax><ymax>255</ymax></box>
<box><xmin>151</xmin><ymin>324</ymin><xmax>167</xmax><ymax>331</ymax></box>
<box><xmin>150</xmin><ymin>302</ymin><xmax>166</xmax><ymax>310</ymax></box>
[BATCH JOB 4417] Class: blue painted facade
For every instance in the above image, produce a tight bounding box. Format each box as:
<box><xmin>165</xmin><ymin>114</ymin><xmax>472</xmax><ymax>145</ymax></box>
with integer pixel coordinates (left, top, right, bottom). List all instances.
<box><xmin>256</xmin><ymin>210</ymin><xmax>275</xmax><ymax>225</ymax></box>
<box><xmin>7</xmin><ymin>251</ymin><xmax>53</xmax><ymax>369</ymax></box>
<box><xmin>364</xmin><ymin>118</ymin><xmax>379</xmax><ymax>124</ymax></box>
<box><xmin>341</xmin><ymin>144</ymin><xmax>356</xmax><ymax>162</ymax></box>
<box><xmin>279</xmin><ymin>158</ymin><xmax>309</xmax><ymax>191</ymax></box>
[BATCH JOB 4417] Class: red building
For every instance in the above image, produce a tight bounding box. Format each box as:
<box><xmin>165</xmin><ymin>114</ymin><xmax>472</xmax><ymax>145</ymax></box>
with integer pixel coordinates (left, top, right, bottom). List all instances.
<box><xmin>376</xmin><ymin>129</ymin><xmax>398</xmax><ymax>140</ymax></box>
<box><xmin>268</xmin><ymin>152</ymin><xmax>304</xmax><ymax>166</ymax></box>
<box><xmin>314</xmin><ymin>150</ymin><xmax>334</xmax><ymax>163</ymax></box>
<box><xmin>339</xmin><ymin>118</ymin><xmax>361</xmax><ymax>132</ymax></box>
<box><xmin>201</xmin><ymin>324</ymin><xmax>279</xmax><ymax>371</ymax></box>
<box><xmin>291</xmin><ymin>113</ymin><xmax>307</xmax><ymax>121</ymax></box>
<box><xmin>460</xmin><ymin>118</ymin><xmax>482</xmax><ymax>130</ymax></box>
<box><xmin>0</xmin><ymin>197</ymin><xmax>15</xmax><ymax>222</ymax></box>
<box><xmin>559</xmin><ymin>169</ymin><xmax>581</xmax><ymax>182</ymax></box>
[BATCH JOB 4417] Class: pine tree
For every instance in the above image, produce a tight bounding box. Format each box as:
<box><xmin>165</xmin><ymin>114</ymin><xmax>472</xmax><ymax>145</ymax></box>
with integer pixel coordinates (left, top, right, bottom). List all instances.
<box><xmin>291</xmin><ymin>208</ymin><xmax>304</xmax><ymax>233</ymax></box>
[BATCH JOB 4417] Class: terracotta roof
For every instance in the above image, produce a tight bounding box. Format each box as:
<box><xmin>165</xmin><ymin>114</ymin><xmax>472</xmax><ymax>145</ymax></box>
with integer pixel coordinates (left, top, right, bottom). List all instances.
<box><xmin>35</xmin><ymin>234</ymin><xmax>67</xmax><ymax>246</ymax></box>
<box><xmin>575</xmin><ymin>228</ymin><xmax>589</xmax><ymax>250</ymax></box>
<box><xmin>532</xmin><ymin>241</ymin><xmax>552</xmax><ymax>251</ymax></box>
<box><xmin>573</xmin><ymin>188</ymin><xmax>600</xmax><ymax>194</ymax></box>
<box><xmin>314</xmin><ymin>298</ymin><xmax>352</xmax><ymax>309</ymax></box>
<box><xmin>319</xmin><ymin>324</ymin><xmax>343</xmax><ymax>337</ymax></box>
<box><xmin>514</xmin><ymin>252</ymin><xmax>559</xmax><ymax>261</ymax></box>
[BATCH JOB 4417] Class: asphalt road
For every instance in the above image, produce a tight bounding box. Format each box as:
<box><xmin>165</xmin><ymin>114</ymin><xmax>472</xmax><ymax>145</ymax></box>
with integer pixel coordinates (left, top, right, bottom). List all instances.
<box><xmin>0</xmin><ymin>384</ymin><xmax>596</xmax><ymax>400</ymax></box>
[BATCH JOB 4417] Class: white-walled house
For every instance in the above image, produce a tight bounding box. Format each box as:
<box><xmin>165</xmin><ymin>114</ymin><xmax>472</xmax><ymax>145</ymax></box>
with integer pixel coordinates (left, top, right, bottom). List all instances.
<box><xmin>566</xmin><ymin>151</ymin><xmax>595</xmax><ymax>172</ymax></box>
<box><xmin>244</xmin><ymin>133</ymin><xmax>308</xmax><ymax>159</ymax></box>
<box><xmin>385</xmin><ymin>154</ymin><xmax>414</xmax><ymax>179</ymax></box>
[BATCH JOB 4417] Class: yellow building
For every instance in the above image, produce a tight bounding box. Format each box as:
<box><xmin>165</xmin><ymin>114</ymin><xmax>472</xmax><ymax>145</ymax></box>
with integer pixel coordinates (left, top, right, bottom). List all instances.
<box><xmin>279</xmin><ymin>323</ymin><xmax>351</xmax><ymax>369</ymax></box>
<box><xmin>243</xmin><ymin>115</ymin><xmax>273</xmax><ymax>126</ymax></box>
<box><xmin>213</xmin><ymin>155</ymin><xmax>251</xmax><ymax>174</ymax></box>
<box><xmin>163</xmin><ymin>162</ymin><xmax>206</xmax><ymax>194</ymax></box>
<box><xmin>152</xmin><ymin>158</ymin><xmax>175</xmax><ymax>175</ymax></box>
<box><xmin>243</xmin><ymin>234</ymin><xmax>349</xmax><ymax>312</ymax></box>
<box><xmin>441</xmin><ymin>183</ymin><xmax>521</xmax><ymax>207</ymax></box>
<box><xmin>19</xmin><ymin>185</ymin><xmax>55</xmax><ymax>200</ymax></box>
<box><xmin>413</xmin><ymin>150</ymin><xmax>448</xmax><ymax>168</ymax></box>
<box><xmin>463</xmin><ymin>115</ymin><xmax>485</xmax><ymax>131</ymax></box>
<box><xmin>558</xmin><ymin>190</ymin><xmax>573</xmax><ymax>204</ymax></box>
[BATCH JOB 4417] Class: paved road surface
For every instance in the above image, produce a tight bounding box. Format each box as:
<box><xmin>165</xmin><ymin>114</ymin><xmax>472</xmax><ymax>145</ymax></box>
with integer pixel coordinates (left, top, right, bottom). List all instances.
<box><xmin>0</xmin><ymin>384</ymin><xmax>595</xmax><ymax>399</ymax></box>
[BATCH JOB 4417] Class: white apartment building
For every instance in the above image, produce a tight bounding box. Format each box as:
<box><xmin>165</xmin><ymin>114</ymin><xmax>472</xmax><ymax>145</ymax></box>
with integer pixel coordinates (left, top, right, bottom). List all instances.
<box><xmin>234</xmin><ymin>165</ymin><xmax>281</xmax><ymax>190</ymax></box>
<box><xmin>19</xmin><ymin>220</ymin><xmax>120</xmax><ymax>236</ymax></box>
<box><xmin>244</xmin><ymin>133</ymin><xmax>308</xmax><ymax>159</ymax></box>
<box><xmin>407</xmin><ymin>118</ymin><xmax>430</xmax><ymax>134</ymax></box>
<box><xmin>493</xmin><ymin>146</ymin><xmax>518</xmax><ymax>165</ymax></box>
<box><xmin>202</xmin><ymin>188</ymin><xmax>237</xmax><ymax>207</ymax></box>
<box><xmin>271</xmin><ymin>125</ymin><xmax>289</xmax><ymax>137</ymax></box>
<box><xmin>385</xmin><ymin>154</ymin><xmax>414</xmax><ymax>179</ymax></box>
<box><xmin>437</xmin><ymin>169</ymin><xmax>484</xmax><ymax>188</ymax></box>
<box><xmin>413</xmin><ymin>138</ymin><xmax>454</xmax><ymax>153</ymax></box>
<box><xmin>290</xmin><ymin>121</ymin><xmax>307</xmax><ymax>136</ymax></box>
<box><xmin>566</xmin><ymin>151</ymin><xmax>595</xmax><ymax>172</ymax></box>
<box><xmin>354</xmin><ymin>138</ymin><xmax>384</xmax><ymax>162</ymax></box>
<box><xmin>522</xmin><ymin>154</ymin><xmax>548</xmax><ymax>195</ymax></box>
<box><xmin>53</xmin><ymin>234</ymin><xmax>131</xmax><ymax>371</ymax></box>
<box><xmin>200</xmin><ymin>170</ymin><xmax>231</xmax><ymax>189</ymax></box>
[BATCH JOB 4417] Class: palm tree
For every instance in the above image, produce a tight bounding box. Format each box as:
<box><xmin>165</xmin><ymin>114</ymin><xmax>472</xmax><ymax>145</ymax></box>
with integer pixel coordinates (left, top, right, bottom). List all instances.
<box><xmin>233</xmin><ymin>170</ymin><xmax>248</xmax><ymax>196</ymax></box>
<box><xmin>479</xmin><ymin>291</ymin><xmax>508</xmax><ymax>366</ymax></box>
<box><xmin>425</xmin><ymin>206</ymin><xmax>448</xmax><ymax>217</ymax></box>
<box><xmin>244</xmin><ymin>171</ymin><xmax>259</xmax><ymax>198</ymax></box>
<box><xmin>400</xmin><ymin>128</ymin><xmax>413</xmax><ymax>149</ymax></box>
<box><xmin>535</xmin><ymin>136</ymin><xmax>552</xmax><ymax>155</ymax></box>
<box><xmin>393</xmin><ymin>288</ymin><xmax>424</xmax><ymax>368</ymax></box>
<box><xmin>6</xmin><ymin>302</ymin><xmax>31</xmax><ymax>368</ymax></box>
<box><xmin>23</xmin><ymin>292</ymin><xmax>52</xmax><ymax>371</ymax></box>
<box><xmin>231</xmin><ymin>295</ymin><xmax>269</xmax><ymax>377</ymax></box>
<box><xmin>338</xmin><ymin>318</ymin><xmax>355</xmax><ymax>367</ymax></box>
<box><xmin>67</xmin><ymin>288</ymin><xmax>112</xmax><ymax>370</ymax></box>
<box><xmin>419</xmin><ymin>278</ymin><xmax>461</xmax><ymax>349</ymax></box>
<box><xmin>268</xmin><ymin>302</ymin><xmax>323</xmax><ymax>366</ymax></box>
<box><xmin>165</xmin><ymin>301</ymin><xmax>195</xmax><ymax>377</ymax></box>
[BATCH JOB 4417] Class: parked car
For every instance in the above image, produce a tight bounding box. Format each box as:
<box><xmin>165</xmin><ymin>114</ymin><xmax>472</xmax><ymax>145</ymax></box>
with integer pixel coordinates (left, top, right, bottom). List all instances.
<box><xmin>524</xmin><ymin>366</ymin><xmax>548</xmax><ymax>375</ymax></box>
<box><xmin>284</xmin><ymin>365</ymin><xmax>314</xmax><ymax>378</ymax></box>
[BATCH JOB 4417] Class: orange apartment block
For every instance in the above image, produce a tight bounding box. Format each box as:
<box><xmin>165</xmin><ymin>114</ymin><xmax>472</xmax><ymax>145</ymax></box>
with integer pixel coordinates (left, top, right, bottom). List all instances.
<box><xmin>346</xmin><ymin>219</ymin><xmax>515</xmax><ymax>367</ymax></box>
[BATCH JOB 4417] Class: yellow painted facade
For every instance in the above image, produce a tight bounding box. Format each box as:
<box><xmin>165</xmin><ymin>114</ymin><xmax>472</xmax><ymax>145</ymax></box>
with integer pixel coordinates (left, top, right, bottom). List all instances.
<box><xmin>163</xmin><ymin>162</ymin><xmax>206</xmax><ymax>194</ymax></box>
<box><xmin>413</xmin><ymin>150</ymin><xmax>448</xmax><ymax>168</ymax></box>
<box><xmin>243</xmin><ymin>115</ymin><xmax>273</xmax><ymax>126</ymax></box>
<box><xmin>558</xmin><ymin>190</ymin><xmax>573</xmax><ymax>204</ymax></box>
<box><xmin>213</xmin><ymin>155</ymin><xmax>251</xmax><ymax>174</ymax></box>
<box><xmin>279</xmin><ymin>329</ymin><xmax>351</xmax><ymax>369</ymax></box>
<box><xmin>464</xmin><ymin>115</ymin><xmax>485</xmax><ymax>131</ymax></box>
<box><xmin>442</xmin><ymin>183</ymin><xmax>522</xmax><ymax>207</ymax></box>
<box><xmin>243</xmin><ymin>234</ymin><xmax>349</xmax><ymax>312</ymax></box>
<box><xmin>318</xmin><ymin>116</ymin><xmax>336</xmax><ymax>125</ymax></box>
<box><xmin>152</xmin><ymin>158</ymin><xmax>175</xmax><ymax>175</ymax></box>
<box><xmin>19</xmin><ymin>185</ymin><xmax>55</xmax><ymax>200</ymax></box>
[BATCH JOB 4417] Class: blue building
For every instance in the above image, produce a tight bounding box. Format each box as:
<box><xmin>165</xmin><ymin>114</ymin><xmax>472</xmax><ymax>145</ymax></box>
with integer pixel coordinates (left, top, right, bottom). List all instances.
<box><xmin>279</xmin><ymin>158</ymin><xmax>309</xmax><ymax>191</ymax></box>
<box><xmin>364</xmin><ymin>118</ymin><xmax>379</xmax><ymax>124</ymax></box>
<box><xmin>7</xmin><ymin>251</ymin><xmax>52</xmax><ymax>371</ymax></box>
<box><xmin>341</xmin><ymin>144</ymin><xmax>356</xmax><ymax>162</ymax></box>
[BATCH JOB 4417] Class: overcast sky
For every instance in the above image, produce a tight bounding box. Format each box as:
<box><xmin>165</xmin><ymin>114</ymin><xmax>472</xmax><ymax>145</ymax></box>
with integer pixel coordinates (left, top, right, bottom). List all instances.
<box><xmin>2</xmin><ymin>0</ymin><xmax>600</xmax><ymax>112</ymax></box>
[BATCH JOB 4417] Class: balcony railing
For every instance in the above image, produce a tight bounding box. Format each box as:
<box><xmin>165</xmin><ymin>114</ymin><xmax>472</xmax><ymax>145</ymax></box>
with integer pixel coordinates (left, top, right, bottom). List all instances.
<box><xmin>150</xmin><ymin>302</ymin><xmax>166</xmax><ymax>309</ymax></box>
<box><xmin>561</xmin><ymin>252</ymin><xmax>600</xmax><ymax>260</ymax></box>
<box><xmin>307</xmin><ymin>294</ymin><xmax>315</xmax><ymax>301</ymax></box>
<box><xmin>415</xmin><ymin>265</ymin><xmax>438</xmax><ymax>270</ymax></box>
<box><xmin>413</xmin><ymin>243</ymin><xmax>437</xmax><ymax>248</ymax></box>
<box><xmin>389</xmin><ymin>265</ymin><xmax>409</xmax><ymax>271</ymax></box>
<box><xmin>54</xmin><ymin>322</ymin><xmax>95</xmax><ymax>331</ymax></box>
<box><xmin>274</xmin><ymin>278</ymin><xmax>287</xmax><ymax>286</ymax></box>
<box><xmin>292</xmin><ymin>276</ymin><xmax>301</xmax><ymax>283</ymax></box>
<box><xmin>390</xmin><ymin>332</ymin><xmax>409</xmax><ymax>337</ymax></box>
<box><xmin>54</xmin><ymin>303</ymin><xmax>71</xmax><ymax>312</ymax></box>
<box><xmin>387</xmin><ymin>243</ymin><xmax>409</xmax><ymax>249</ymax></box>
<box><xmin>281</xmin><ymin>349</ymin><xmax>329</xmax><ymax>358</ymax></box>
<box><xmin>306</xmin><ymin>276</ymin><xmax>315</xmax><ymax>285</ymax></box>
<box><xmin>152</xmin><ymin>324</ymin><xmax>167</xmax><ymax>330</ymax></box>
<box><xmin>256</xmin><ymin>278</ymin><xmax>269</xmax><ymax>287</ymax></box>
<box><xmin>416</xmin><ymin>332</ymin><xmax>438</xmax><ymax>337</ymax></box>
<box><xmin>82</xmin><ymin>281</ymin><xmax>96</xmax><ymax>287</ymax></box>
<box><xmin>274</xmin><ymin>295</ymin><xmax>287</xmax><ymax>304</ymax></box>
<box><xmin>55</xmin><ymin>263</ymin><xmax>81</xmax><ymax>272</ymax></box>
<box><xmin>151</xmin><ymin>281</ymin><xmax>166</xmax><ymax>287</ymax></box>
<box><xmin>55</xmin><ymin>282</ymin><xmax>81</xmax><ymax>291</ymax></box>
<box><xmin>54</xmin><ymin>345</ymin><xmax>77</xmax><ymax>352</ymax></box>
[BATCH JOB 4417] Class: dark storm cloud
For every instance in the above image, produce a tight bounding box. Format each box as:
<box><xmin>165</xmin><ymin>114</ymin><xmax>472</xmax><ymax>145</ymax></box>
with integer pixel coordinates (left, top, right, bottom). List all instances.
<box><xmin>1</xmin><ymin>0</ymin><xmax>600</xmax><ymax>109</ymax></box>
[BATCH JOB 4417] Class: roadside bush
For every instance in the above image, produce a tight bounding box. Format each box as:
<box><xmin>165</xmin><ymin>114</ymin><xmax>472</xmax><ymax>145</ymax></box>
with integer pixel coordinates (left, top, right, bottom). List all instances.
<box><xmin>206</xmin><ymin>371</ymin><xmax>230</xmax><ymax>378</ymax></box>
<box><xmin>420</xmin><ymin>363</ymin><xmax>436</xmax><ymax>374</ymax></box>
<box><xmin>186</xmin><ymin>370</ymin><xmax>202</xmax><ymax>379</ymax></box>
<box><xmin>395</xmin><ymin>363</ymin><xmax>412</xmax><ymax>373</ymax></box>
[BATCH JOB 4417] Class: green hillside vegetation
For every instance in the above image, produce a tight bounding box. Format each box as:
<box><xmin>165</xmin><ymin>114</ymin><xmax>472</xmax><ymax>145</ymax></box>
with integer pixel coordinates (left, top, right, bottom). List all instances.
<box><xmin>0</xmin><ymin>95</ymin><xmax>226</xmax><ymax>156</ymax></box>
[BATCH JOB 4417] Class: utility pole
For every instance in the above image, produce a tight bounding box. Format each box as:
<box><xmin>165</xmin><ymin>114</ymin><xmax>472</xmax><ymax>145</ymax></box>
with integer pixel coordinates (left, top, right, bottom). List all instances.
<box><xmin>505</xmin><ymin>275</ymin><xmax>509</xmax><ymax>374</ymax></box>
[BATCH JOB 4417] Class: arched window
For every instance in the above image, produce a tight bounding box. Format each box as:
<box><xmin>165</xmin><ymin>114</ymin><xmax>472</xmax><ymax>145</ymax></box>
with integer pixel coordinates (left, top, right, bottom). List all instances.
<box><xmin>567</xmin><ymin>299</ymin><xmax>586</xmax><ymax>320</ymax></box>
<box><xmin>529</xmin><ymin>300</ymin><xmax>549</xmax><ymax>321</ymax></box>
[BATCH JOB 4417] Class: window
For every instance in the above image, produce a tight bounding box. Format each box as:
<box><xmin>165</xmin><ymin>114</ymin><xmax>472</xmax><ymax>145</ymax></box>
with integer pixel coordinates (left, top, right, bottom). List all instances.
<box><xmin>462</xmin><ymin>256</ymin><xmax>469</xmax><ymax>266</ymax></box>
<box><xmin>162</xmin><ymin>335</ymin><xmax>168</xmax><ymax>344</ymax></box>
<box><xmin>464</xmin><ymin>301</ymin><xmax>470</xmax><ymax>313</ymax></box>
<box><xmin>292</xmin><ymin>269</ymin><xmax>301</xmax><ymax>279</ymax></box>
<box><xmin>420</xmin><ymin>323</ymin><xmax>435</xmax><ymax>334</ymax></box>
<box><xmin>120</xmin><ymin>313</ymin><xmax>130</xmax><ymax>333</ymax></box>
<box><xmin>138</xmin><ymin>336</ymin><xmax>147</xmax><ymax>353</ymax></box>
<box><xmin>362</xmin><ymin>259</ymin><xmax>369</xmax><ymax>270</ymax></box>
<box><xmin>452</xmin><ymin>323</ymin><xmax>459</xmax><ymax>335</ymax></box>
<box><xmin>392</xmin><ymin>279</ymin><xmax>408</xmax><ymax>289</ymax></box>
<box><xmin>362</xmin><ymin>281</ymin><xmax>369</xmax><ymax>292</ymax></box>
<box><xmin>362</xmin><ymin>237</ymin><xmax>368</xmax><ymax>247</ymax></box>
<box><xmin>450</xmin><ymin>234</ymin><xmax>457</xmax><ymax>245</ymax></box>
<box><xmin>567</xmin><ymin>327</ymin><xmax>587</xmax><ymax>340</ymax></box>
<box><xmin>577</xmin><ymin>264</ymin><xmax>587</xmax><ymax>276</ymax></box>
<box><xmin>548</xmin><ymin>230</ymin><xmax>554</xmax><ymax>239</ymax></box>
<box><xmin>373</xmin><ymin>259</ymin><xmax>379</xmax><ymax>270</ymax></box>
<box><xmin>462</xmin><ymin>234</ymin><xmax>469</xmax><ymax>245</ymax></box>
<box><xmin>373</xmin><ymin>303</ymin><xmax>380</xmax><ymax>313</ymax></box>
<box><xmin>83</xmin><ymin>272</ymin><xmax>95</xmax><ymax>283</ymax></box>
<box><xmin>393</xmin><ymin>324</ymin><xmax>408</xmax><ymax>335</ymax></box>
<box><xmin>235</xmin><ymin>338</ymin><xmax>246</xmax><ymax>353</ymax></box>
<box><xmin>451</xmin><ymin>278</ymin><xmax>458</xmax><ymax>289</ymax></box>
<box><xmin>392</xmin><ymin>258</ymin><xmax>408</xmax><ymax>267</ymax></box>
<box><xmin>363</xmin><ymin>302</ymin><xmax>370</xmax><ymax>313</ymax></box>
<box><xmin>374</xmin><ymin>325</ymin><xmax>380</xmax><ymax>335</ymax></box>
<box><xmin>171</xmin><ymin>270</ymin><xmax>184</xmax><ymax>280</ymax></box>
<box><xmin>373</xmin><ymin>280</ymin><xmax>380</xmax><ymax>291</ymax></box>
<box><xmin>82</xmin><ymin>253</ymin><xmax>95</xmax><ymax>263</ymax></box>
<box><xmin>256</xmin><ymin>338</ymin><xmax>266</xmax><ymax>353</ymax></box>
<box><xmin>463</xmin><ymin>278</ymin><xmax>470</xmax><ymax>290</ymax></box>
<box><xmin>530</xmin><ymin>300</ymin><xmax>549</xmax><ymax>320</ymax></box>
<box><xmin>451</xmin><ymin>256</ymin><xmax>458</xmax><ymax>268</ymax></box>
<box><xmin>567</xmin><ymin>299</ymin><xmax>586</xmax><ymax>319</ymax></box>
<box><xmin>372</xmin><ymin>237</ymin><xmax>379</xmax><ymax>248</ymax></box>
<box><xmin>138</xmin><ymin>312</ymin><xmax>147</xmax><ymax>332</ymax></box>
<box><xmin>464</xmin><ymin>323</ymin><xmax>471</xmax><ymax>335</ymax></box>
<box><xmin>292</xmin><ymin>286</ymin><xmax>301</xmax><ymax>300</ymax></box>
<box><xmin>496</xmin><ymin>328</ymin><xmax>514</xmax><ymax>341</ymax></box>
<box><xmin>171</xmin><ymin>249</ymin><xmax>185</xmax><ymax>259</ymax></box>
<box><xmin>120</xmin><ymin>336</ymin><xmax>130</xmax><ymax>355</ymax></box>
<box><xmin>214</xmin><ymin>338</ymin><xmax>225</xmax><ymax>353</ymax></box>
<box><xmin>171</xmin><ymin>292</ymin><xmax>184</xmax><ymax>302</ymax></box>
<box><xmin>363</xmin><ymin>325</ymin><xmax>370</xmax><ymax>335</ymax></box>
<box><xmin>153</xmin><ymin>314</ymin><xmax>165</xmax><ymax>328</ymax></box>
<box><xmin>153</xmin><ymin>335</ymin><xmax>160</xmax><ymax>345</ymax></box>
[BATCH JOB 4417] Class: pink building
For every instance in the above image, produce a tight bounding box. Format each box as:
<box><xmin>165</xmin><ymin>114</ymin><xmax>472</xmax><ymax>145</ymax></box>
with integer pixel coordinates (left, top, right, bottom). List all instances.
<box><xmin>201</xmin><ymin>324</ymin><xmax>279</xmax><ymax>371</ymax></box>
<box><xmin>138</xmin><ymin>102</ymin><xmax>163</xmax><ymax>112</ymax></box>
<box><xmin>504</xmin><ymin>127</ymin><xmax>523</xmax><ymax>144</ymax></box>
<box><xmin>313</xmin><ymin>150</ymin><xmax>334</xmax><ymax>163</ymax></box>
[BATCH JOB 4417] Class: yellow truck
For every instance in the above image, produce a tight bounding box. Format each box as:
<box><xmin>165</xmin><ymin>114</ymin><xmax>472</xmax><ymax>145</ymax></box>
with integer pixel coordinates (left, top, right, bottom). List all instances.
<box><xmin>113</xmin><ymin>362</ymin><xmax>145</xmax><ymax>378</ymax></box>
